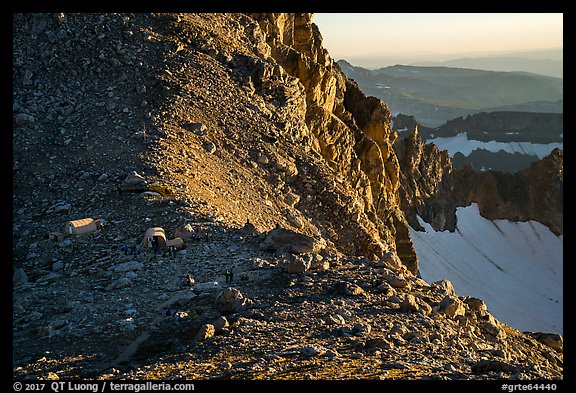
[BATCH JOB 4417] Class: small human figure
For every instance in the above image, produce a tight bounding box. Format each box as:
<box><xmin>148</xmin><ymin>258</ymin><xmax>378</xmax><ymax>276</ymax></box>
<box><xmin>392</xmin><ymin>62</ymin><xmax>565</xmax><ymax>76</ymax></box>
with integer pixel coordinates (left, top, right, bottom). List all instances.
<box><xmin>184</xmin><ymin>272</ymin><xmax>194</xmax><ymax>286</ymax></box>
<box><xmin>225</xmin><ymin>269</ymin><xmax>234</xmax><ymax>285</ymax></box>
<box><xmin>131</xmin><ymin>245</ymin><xmax>140</xmax><ymax>260</ymax></box>
<box><xmin>170</xmin><ymin>246</ymin><xmax>176</xmax><ymax>258</ymax></box>
<box><xmin>151</xmin><ymin>237</ymin><xmax>160</xmax><ymax>255</ymax></box>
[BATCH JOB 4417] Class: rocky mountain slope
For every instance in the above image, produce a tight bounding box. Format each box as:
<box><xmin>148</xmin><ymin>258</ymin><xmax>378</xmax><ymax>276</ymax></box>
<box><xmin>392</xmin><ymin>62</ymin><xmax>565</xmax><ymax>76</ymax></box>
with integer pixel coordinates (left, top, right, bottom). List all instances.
<box><xmin>12</xmin><ymin>13</ymin><xmax>563</xmax><ymax>381</ymax></box>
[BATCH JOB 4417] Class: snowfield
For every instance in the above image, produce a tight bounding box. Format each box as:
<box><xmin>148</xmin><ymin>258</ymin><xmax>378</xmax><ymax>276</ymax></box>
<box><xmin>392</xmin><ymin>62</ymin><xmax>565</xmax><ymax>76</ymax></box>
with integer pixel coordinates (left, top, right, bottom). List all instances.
<box><xmin>427</xmin><ymin>132</ymin><xmax>563</xmax><ymax>159</ymax></box>
<box><xmin>411</xmin><ymin>203</ymin><xmax>563</xmax><ymax>334</ymax></box>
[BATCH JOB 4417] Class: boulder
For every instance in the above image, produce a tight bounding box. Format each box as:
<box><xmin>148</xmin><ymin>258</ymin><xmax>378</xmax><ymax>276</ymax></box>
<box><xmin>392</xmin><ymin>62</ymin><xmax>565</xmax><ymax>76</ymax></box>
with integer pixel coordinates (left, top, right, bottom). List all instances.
<box><xmin>300</xmin><ymin>345</ymin><xmax>326</xmax><ymax>358</ymax></box>
<box><xmin>286</xmin><ymin>255</ymin><xmax>312</xmax><ymax>274</ymax></box>
<box><xmin>14</xmin><ymin>113</ymin><xmax>36</xmax><ymax>126</ymax></box>
<box><xmin>480</xmin><ymin>314</ymin><xmax>507</xmax><ymax>340</ymax></box>
<box><xmin>365</xmin><ymin>338</ymin><xmax>394</xmax><ymax>350</ymax></box>
<box><xmin>438</xmin><ymin>295</ymin><xmax>466</xmax><ymax>318</ymax></box>
<box><xmin>417</xmin><ymin>299</ymin><xmax>432</xmax><ymax>315</ymax></box>
<box><xmin>310</xmin><ymin>255</ymin><xmax>330</xmax><ymax>272</ymax></box>
<box><xmin>256</xmin><ymin>154</ymin><xmax>269</xmax><ymax>165</ymax></box>
<box><xmin>526</xmin><ymin>332</ymin><xmax>563</xmax><ymax>353</ymax></box>
<box><xmin>237</xmin><ymin>220</ymin><xmax>258</xmax><ymax>237</ymax></box>
<box><xmin>326</xmin><ymin>314</ymin><xmax>346</xmax><ymax>325</ymax></box>
<box><xmin>260</xmin><ymin>226</ymin><xmax>326</xmax><ymax>254</ymax></box>
<box><xmin>203</xmin><ymin>141</ymin><xmax>217</xmax><ymax>154</ymax></box>
<box><xmin>352</xmin><ymin>323</ymin><xmax>371</xmax><ymax>336</ymax></box>
<box><xmin>380</xmin><ymin>251</ymin><xmax>404</xmax><ymax>271</ymax></box>
<box><xmin>212</xmin><ymin>316</ymin><xmax>230</xmax><ymax>332</ymax></box>
<box><xmin>173</xmin><ymin>223</ymin><xmax>196</xmax><ymax>239</ymax></box>
<box><xmin>124</xmin><ymin>171</ymin><xmax>147</xmax><ymax>185</ymax></box>
<box><xmin>215</xmin><ymin>287</ymin><xmax>253</xmax><ymax>314</ymax></box>
<box><xmin>182</xmin><ymin>122</ymin><xmax>207</xmax><ymax>135</ymax></box>
<box><xmin>400</xmin><ymin>294</ymin><xmax>420</xmax><ymax>313</ymax></box>
<box><xmin>376</xmin><ymin>281</ymin><xmax>396</xmax><ymax>296</ymax></box>
<box><xmin>284</xmin><ymin>191</ymin><xmax>301</xmax><ymax>207</ymax></box>
<box><xmin>471</xmin><ymin>359</ymin><xmax>516</xmax><ymax>374</ymax></box>
<box><xmin>105</xmin><ymin>277</ymin><xmax>132</xmax><ymax>291</ymax></box>
<box><xmin>463</xmin><ymin>296</ymin><xmax>488</xmax><ymax>313</ymax></box>
<box><xmin>332</xmin><ymin>281</ymin><xmax>365</xmax><ymax>297</ymax></box>
<box><xmin>286</xmin><ymin>213</ymin><xmax>304</xmax><ymax>229</ymax></box>
<box><xmin>382</xmin><ymin>273</ymin><xmax>410</xmax><ymax>289</ymax></box>
<box><xmin>194</xmin><ymin>324</ymin><xmax>215</xmax><ymax>340</ymax></box>
<box><xmin>13</xmin><ymin>268</ymin><xmax>28</xmax><ymax>288</ymax></box>
<box><xmin>432</xmin><ymin>279</ymin><xmax>458</xmax><ymax>297</ymax></box>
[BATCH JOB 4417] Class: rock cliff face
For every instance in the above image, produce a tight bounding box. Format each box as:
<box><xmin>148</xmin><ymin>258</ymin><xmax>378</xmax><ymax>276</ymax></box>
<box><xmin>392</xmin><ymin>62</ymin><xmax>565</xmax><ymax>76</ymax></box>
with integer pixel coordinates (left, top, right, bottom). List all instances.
<box><xmin>394</xmin><ymin>123</ymin><xmax>563</xmax><ymax>235</ymax></box>
<box><xmin>452</xmin><ymin>148</ymin><xmax>563</xmax><ymax>235</ymax></box>
<box><xmin>248</xmin><ymin>13</ymin><xmax>417</xmax><ymax>273</ymax></box>
<box><xmin>394</xmin><ymin>127</ymin><xmax>456</xmax><ymax>232</ymax></box>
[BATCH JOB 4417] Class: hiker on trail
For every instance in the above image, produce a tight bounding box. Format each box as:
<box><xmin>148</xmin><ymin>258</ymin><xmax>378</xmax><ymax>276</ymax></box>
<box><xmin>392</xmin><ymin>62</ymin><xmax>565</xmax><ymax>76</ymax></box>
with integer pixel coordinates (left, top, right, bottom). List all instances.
<box><xmin>184</xmin><ymin>272</ymin><xmax>194</xmax><ymax>286</ymax></box>
<box><xmin>225</xmin><ymin>269</ymin><xmax>234</xmax><ymax>285</ymax></box>
<box><xmin>170</xmin><ymin>246</ymin><xmax>176</xmax><ymax>258</ymax></box>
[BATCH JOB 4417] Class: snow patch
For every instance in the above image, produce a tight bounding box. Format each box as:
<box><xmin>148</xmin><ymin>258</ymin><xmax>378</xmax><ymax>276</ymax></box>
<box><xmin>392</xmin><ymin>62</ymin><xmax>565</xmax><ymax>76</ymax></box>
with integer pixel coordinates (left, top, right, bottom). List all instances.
<box><xmin>427</xmin><ymin>132</ymin><xmax>563</xmax><ymax>159</ymax></box>
<box><xmin>411</xmin><ymin>203</ymin><xmax>562</xmax><ymax>334</ymax></box>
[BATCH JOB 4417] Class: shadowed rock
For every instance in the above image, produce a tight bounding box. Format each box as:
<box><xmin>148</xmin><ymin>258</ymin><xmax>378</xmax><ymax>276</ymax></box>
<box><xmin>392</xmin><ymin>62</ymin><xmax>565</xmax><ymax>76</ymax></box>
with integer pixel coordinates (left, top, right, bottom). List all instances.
<box><xmin>215</xmin><ymin>288</ymin><xmax>253</xmax><ymax>314</ymax></box>
<box><xmin>526</xmin><ymin>332</ymin><xmax>563</xmax><ymax>353</ymax></box>
<box><xmin>260</xmin><ymin>226</ymin><xmax>326</xmax><ymax>254</ymax></box>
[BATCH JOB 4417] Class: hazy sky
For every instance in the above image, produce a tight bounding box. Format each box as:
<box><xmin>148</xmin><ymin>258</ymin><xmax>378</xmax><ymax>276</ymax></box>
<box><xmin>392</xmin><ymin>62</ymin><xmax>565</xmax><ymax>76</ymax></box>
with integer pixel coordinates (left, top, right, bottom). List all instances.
<box><xmin>313</xmin><ymin>13</ymin><xmax>563</xmax><ymax>59</ymax></box>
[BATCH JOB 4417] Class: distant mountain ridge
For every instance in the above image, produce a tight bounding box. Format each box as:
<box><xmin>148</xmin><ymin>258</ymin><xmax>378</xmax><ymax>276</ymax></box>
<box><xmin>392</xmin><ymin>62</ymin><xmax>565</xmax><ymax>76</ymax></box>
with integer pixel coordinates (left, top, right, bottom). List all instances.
<box><xmin>391</xmin><ymin>112</ymin><xmax>563</xmax><ymax>173</ymax></box>
<box><xmin>337</xmin><ymin>60</ymin><xmax>563</xmax><ymax>127</ymax></box>
<box><xmin>412</xmin><ymin>56</ymin><xmax>562</xmax><ymax>78</ymax></box>
<box><xmin>423</xmin><ymin>111</ymin><xmax>563</xmax><ymax>143</ymax></box>
<box><xmin>339</xmin><ymin>47</ymin><xmax>562</xmax><ymax>76</ymax></box>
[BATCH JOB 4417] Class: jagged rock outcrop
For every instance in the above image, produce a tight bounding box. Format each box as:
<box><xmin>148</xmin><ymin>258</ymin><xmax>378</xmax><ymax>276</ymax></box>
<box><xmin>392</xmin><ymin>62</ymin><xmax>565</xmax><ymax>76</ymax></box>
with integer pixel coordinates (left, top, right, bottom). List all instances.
<box><xmin>394</xmin><ymin>127</ymin><xmax>456</xmax><ymax>231</ymax></box>
<box><xmin>248</xmin><ymin>13</ymin><xmax>418</xmax><ymax>272</ymax></box>
<box><xmin>452</xmin><ymin>148</ymin><xmax>563</xmax><ymax>235</ymax></box>
<box><xmin>392</xmin><ymin>113</ymin><xmax>421</xmax><ymax>132</ymax></box>
<box><xmin>394</xmin><ymin>124</ymin><xmax>563</xmax><ymax>235</ymax></box>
